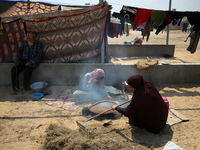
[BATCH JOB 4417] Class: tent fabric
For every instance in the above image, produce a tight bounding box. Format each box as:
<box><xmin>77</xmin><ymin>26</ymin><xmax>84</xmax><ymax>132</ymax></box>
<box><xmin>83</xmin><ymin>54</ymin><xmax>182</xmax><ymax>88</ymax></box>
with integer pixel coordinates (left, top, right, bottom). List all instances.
<box><xmin>0</xmin><ymin>19</ymin><xmax>26</xmax><ymax>62</ymax></box>
<box><xmin>0</xmin><ymin>2</ymin><xmax>16</xmax><ymax>14</ymax></box>
<box><xmin>0</xmin><ymin>5</ymin><xmax>110</xmax><ymax>63</ymax></box>
<box><xmin>2</xmin><ymin>6</ymin><xmax>95</xmax><ymax>23</ymax></box>
<box><xmin>24</xmin><ymin>6</ymin><xmax>109</xmax><ymax>63</ymax></box>
<box><xmin>0</xmin><ymin>2</ymin><xmax>59</xmax><ymax>18</ymax></box>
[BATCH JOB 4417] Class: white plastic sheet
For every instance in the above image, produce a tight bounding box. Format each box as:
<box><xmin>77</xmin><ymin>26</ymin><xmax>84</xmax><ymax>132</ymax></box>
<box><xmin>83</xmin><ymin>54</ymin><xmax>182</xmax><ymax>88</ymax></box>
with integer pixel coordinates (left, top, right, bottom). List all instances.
<box><xmin>163</xmin><ymin>141</ymin><xmax>186</xmax><ymax>150</ymax></box>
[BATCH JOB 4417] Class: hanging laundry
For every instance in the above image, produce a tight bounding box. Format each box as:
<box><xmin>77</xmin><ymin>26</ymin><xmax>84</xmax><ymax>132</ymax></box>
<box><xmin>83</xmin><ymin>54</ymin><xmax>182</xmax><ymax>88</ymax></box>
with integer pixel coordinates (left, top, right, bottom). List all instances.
<box><xmin>185</xmin><ymin>30</ymin><xmax>194</xmax><ymax>42</ymax></box>
<box><xmin>132</xmin><ymin>21</ymin><xmax>138</xmax><ymax>30</ymax></box>
<box><xmin>115</xmin><ymin>6</ymin><xmax>153</xmax><ymax>41</ymax></box>
<box><xmin>150</xmin><ymin>10</ymin><xmax>166</xmax><ymax>25</ymax></box>
<box><xmin>186</xmin><ymin>13</ymin><xmax>200</xmax><ymax>53</ymax></box>
<box><xmin>120</xmin><ymin>5</ymin><xmax>137</xmax><ymax>23</ymax></box>
<box><xmin>170</xmin><ymin>20</ymin><xmax>178</xmax><ymax>27</ymax></box>
<box><xmin>155</xmin><ymin>11</ymin><xmax>200</xmax><ymax>53</ymax></box>
<box><xmin>155</xmin><ymin>11</ymin><xmax>200</xmax><ymax>34</ymax></box>
<box><xmin>108</xmin><ymin>22</ymin><xmax>123</xmax><ymax>38</ymax></box>
<box><xmin>144</xmin><ymin>22</ymin><xmax>153</xmax><ymax>42</ymax></box>
<box><xmin>108</xmin><ymin>22</ymin><xmax>114</xmax><ymax>38</ymax></box>
<box><xmin>133</xmin><ymin>8</ymin><xmax>151</xmax><ymax>25</ymax></box>
<box><xmin>155</xmin><ymin>12</ymin><xmax>173</xmax><ymax>34</ymax></box>
<box><xmin>107</xmin><ymin>10</ymin><xmax>111</xmax><ymax>25</ymax></box>
<box><xmin>113</xmin><ymin>23</ymin><xmax>118</xmax><ymax>38</ymax></box>
<box><xmin>116</xmin><ymin>24</ymin><xmax>123</xmax><ymax>36</ymax></box>
<box><xmin>187</xmin><ymin>29</ymin><xmax>200</xmax><ymax>53</ymax></box>
<box><xmin>112</xmin><ymin>12</ymin><xmax>125</xmax><ymax>34</ymax></box>
<box><xmin>137</xmin><ymin>22</ymin><xmax>146</xmax><ymax>31</ymax></box>
<box><xmin>124</xmin><ymin>23</ymin><xmax>130</xmax><ymax>37</ymax></box>
<box><xmin>114</xmin><ymin>5</ymin><xmax>200</xmax><ymax>53</ymax></box>
<box><xmin>110</xmin><ymin>11</ymin><xmax>129</xmax><ymax>38</ymax></box>
<box><xmin>182</xmin><ymin>22</ymin><xmax>189</xmax><ymax>32</ymax></box>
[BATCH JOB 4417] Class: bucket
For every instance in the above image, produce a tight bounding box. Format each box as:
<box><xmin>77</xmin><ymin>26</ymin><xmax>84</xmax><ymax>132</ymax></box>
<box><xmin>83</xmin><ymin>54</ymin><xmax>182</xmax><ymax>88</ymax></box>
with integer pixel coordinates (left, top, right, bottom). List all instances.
<box><xmin>162</xmin><ymin>96</ymin><xmax>169</xmax><ymax>109</ymax></box>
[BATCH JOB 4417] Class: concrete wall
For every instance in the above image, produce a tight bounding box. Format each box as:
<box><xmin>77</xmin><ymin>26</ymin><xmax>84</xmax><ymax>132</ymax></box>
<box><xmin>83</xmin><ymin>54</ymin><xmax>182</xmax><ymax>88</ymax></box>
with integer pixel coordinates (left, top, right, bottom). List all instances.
<box><xmin>1</xmin><ymin>63</ymin><xmax>200</xmax><ymax>86</ymax></box>
<box><xmin>108</xmin><ymin>45</ymin><xmax>175</xmax><ymax>57</ymax></box>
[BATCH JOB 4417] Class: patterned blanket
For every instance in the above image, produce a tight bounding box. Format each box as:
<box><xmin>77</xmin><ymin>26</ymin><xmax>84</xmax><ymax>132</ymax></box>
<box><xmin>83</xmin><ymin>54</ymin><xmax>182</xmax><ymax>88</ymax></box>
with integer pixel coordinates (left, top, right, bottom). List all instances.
<box><xmin>0</xmin><ymin>19</ymin><xmax>26</xmax><ymax>62</ymax></box>
<box><xmin>24</xmin><ymin>6</ymin><xmax>109</xmax><ymax>63</ymax></box>
<box><xmin>40</xmin><ymin>88</ymin><xmax>78</xmax><ymax>110</ymax></box>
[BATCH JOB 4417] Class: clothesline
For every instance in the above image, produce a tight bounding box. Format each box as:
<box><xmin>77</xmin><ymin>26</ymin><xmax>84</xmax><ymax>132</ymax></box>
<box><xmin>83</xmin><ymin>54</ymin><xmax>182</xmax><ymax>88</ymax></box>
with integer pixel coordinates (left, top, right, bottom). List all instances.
<box><xmin>111</xmin><ymin>5</ymin><xmax>200</xmax><ymax>53</ymax></box>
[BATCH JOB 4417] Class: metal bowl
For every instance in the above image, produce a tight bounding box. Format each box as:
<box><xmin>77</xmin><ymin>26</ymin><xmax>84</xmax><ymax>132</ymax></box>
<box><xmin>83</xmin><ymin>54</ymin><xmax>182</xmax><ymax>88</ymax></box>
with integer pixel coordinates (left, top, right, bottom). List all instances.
<box><xmin>124</xmin><ymin>41</ymin><xmax>132</xmax><ymax>45</ymax></box>
<box><xmin>30</xmin><ymin>81</ymin><xmax>48</xmax><ymax>93</ymax></box>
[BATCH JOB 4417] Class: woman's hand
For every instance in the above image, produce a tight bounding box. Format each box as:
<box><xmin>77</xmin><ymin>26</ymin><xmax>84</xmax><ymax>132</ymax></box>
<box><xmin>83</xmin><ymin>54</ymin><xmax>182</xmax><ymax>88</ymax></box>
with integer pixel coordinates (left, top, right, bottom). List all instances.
<box><xmin>111</xmin><ymin>105</ymin><xmax>116</xmax><ymax>111</ymax></box>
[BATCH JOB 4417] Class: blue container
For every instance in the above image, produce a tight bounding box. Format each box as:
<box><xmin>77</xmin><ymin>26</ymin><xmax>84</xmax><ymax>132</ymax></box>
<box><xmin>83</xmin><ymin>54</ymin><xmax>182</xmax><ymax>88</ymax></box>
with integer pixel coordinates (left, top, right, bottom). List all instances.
<box><xmin>33</xmin><ymin>93</ymin><xmax>44</xmax><ymax>100</ymax></box>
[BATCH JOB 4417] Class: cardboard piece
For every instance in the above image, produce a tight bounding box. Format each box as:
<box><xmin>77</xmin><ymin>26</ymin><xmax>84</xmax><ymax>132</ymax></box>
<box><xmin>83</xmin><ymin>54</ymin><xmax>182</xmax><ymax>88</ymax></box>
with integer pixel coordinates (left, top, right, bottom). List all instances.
<box><xmin>167</xmin><ymin>109</ymin><xmax>189</xmax><ymax>126</ymax></box>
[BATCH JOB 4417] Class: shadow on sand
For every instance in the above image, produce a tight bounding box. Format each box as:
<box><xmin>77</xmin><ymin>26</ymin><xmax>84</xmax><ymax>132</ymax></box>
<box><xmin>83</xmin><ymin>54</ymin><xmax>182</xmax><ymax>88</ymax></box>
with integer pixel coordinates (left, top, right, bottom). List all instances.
<box><xmin>115</xmin><ymin>124</ymin><xmax>173</xmax><ymax>149</ymax></box>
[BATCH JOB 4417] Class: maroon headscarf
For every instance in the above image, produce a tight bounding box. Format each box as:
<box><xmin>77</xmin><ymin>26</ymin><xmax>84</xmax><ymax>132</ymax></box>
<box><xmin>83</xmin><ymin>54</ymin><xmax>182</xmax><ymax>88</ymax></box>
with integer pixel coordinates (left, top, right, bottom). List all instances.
<box><xmin>126</xmin><ymin>73</ymin><xmax>155</xmax><ymax>96</ymax></box>
<box><xmin>88</xmin><ymin>68</ymin><xmax>105</xmax><ymax>87</ymax></box>
<box><xmin>124</xmin><ymin>74</ymin><xmax>168</xmax><ymax>134</ymax></box>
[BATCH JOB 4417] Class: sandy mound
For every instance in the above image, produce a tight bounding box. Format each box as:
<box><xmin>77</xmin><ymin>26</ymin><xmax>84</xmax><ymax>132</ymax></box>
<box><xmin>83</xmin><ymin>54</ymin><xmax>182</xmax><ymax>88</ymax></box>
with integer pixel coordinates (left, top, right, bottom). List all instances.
<box><xmin>43</xmin><ymin>123</ymin><xmax>133</xmax><ymax>150</ymax></box>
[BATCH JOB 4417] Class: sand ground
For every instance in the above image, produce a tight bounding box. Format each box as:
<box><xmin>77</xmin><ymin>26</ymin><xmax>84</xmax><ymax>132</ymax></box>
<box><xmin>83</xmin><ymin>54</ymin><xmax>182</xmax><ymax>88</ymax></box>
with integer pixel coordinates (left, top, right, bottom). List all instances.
<box><xmin>0</xmin><ymin>30</ymin><xmax>200</xmax><ymax>150</ymax></box>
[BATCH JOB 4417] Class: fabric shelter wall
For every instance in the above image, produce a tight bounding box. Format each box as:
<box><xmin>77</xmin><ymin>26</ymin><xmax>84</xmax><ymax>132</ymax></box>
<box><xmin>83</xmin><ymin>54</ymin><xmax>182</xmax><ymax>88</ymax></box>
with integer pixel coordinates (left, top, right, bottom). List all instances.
<box><xmin>0</xmin><ymin>5</ymin><xmax>110</xmax><ymax>63</ymax></box>
<box><xmin>24</xmin><ymin>6</ymin><xmax>109</xmax><ymax>63</ymax></box>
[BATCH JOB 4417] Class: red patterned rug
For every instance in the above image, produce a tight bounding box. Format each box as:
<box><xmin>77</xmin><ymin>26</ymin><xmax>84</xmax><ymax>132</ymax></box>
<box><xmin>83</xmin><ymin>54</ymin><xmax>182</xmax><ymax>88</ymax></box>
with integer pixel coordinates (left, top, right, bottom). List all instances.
<box><xmin>40</xmin><ymin>88</ymin><xmax>78</xmax><ymax>110</ymax></box>
<box><xmin>0</xmin><ymin>19</ymin><xmax>25</xmax><ymax>62</ymax></box>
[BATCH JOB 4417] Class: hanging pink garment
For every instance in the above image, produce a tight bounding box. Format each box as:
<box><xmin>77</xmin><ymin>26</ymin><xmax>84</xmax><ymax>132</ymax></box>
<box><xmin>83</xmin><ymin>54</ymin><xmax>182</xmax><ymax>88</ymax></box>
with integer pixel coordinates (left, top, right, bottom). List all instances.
<box><xmin>162</xmin><ymin>96</ymin><xmax>169</xmax><ymax>109</ymax></box>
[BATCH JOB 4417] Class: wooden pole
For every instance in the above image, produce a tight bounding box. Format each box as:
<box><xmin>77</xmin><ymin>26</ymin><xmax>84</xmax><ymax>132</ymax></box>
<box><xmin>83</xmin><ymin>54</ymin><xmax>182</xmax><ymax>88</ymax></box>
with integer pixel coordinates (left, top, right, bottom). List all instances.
<box><xmin>166</xmin><ymin>0</ymin><xmax>172</xmax><ymax>45</ymax></box>
<box><xmin>99</xmin><ymin>0</ymin><xmax>104</xmax><ymax>6</ymax></box>
<box><xmin>100</xmin><ymin>0</ymin><xmax>105</xmax><ymax>63</ymax></box>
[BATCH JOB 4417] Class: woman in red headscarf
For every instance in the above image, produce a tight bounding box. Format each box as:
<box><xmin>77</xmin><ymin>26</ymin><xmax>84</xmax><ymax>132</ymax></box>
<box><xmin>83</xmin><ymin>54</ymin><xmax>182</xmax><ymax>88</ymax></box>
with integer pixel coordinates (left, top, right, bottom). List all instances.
<box><xmin>73</xmin><ymin>68</ymin><xmax>113</xmax><ymax>104</ymax></box>
<box><xmin>111</xmin><ymin>74</ymin><xmax>168</xmax><ymax>134</ymax></box>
